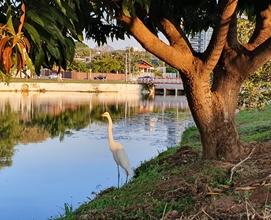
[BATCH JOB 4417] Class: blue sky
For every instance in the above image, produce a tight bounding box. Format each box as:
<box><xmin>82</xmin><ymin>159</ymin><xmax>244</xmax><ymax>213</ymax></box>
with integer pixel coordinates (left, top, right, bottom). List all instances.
<box><xmin>85</xmin><ymin>36</ymin><xmax>143</xmax><ymax>50</ymax></box>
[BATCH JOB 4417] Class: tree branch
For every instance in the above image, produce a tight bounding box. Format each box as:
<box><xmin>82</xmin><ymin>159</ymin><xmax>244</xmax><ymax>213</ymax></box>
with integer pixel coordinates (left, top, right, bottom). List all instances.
<box><xmin>159</xmin><ymin>17</ymin><xmax>193</xmax><ymax>53</ymax></box>
<box><xmin>118</xmin><ymin>14</ymin><xmax>194</xmax><ymax>75</ymax></box>
<box><xmin>147</xmin><ymin>0</ymin><xmax>193</xmax><ymax>53</ymax></box>
<box><xmin>229</xmin><ymin>147</ymin><xmax>256</xmax><ymax>183</ymax></box>
<box><xmin>246</xmin><ymin>4</ymin><xmax>271</xmax><ymax>50</ymax></box>
<box><xmin>226</xmin><ymin>13</ymin><xmax>240</xmax><ymax>49</ymax></box>
<box><xmin>248</xmin><ymin>37</ymin><xmax>271</xmax><ymax>73</ymax></box>
<box><xmin>202</xmin><ymin>0</ymin><xmax>238</xmax><ymax>74</ymax></box>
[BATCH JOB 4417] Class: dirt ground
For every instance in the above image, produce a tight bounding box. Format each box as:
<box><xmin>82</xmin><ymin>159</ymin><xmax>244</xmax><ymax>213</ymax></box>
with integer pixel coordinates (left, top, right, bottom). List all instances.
<box><xmin>75</xmin><ymin>142</ymin><xmax>271</xmax><ymax>220</ymax></box>
<box><xmin>161</xmin><ymin>142</ymin><xmax>271</xmax><ymax>220</ymax></box>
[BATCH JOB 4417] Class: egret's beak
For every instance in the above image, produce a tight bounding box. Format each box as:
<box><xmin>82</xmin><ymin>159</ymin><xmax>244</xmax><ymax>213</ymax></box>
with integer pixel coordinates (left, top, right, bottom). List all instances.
<box><xmin>101</xmin><ymin>113</ymin><xmax>106</xmax><ymax>117</ymax></box>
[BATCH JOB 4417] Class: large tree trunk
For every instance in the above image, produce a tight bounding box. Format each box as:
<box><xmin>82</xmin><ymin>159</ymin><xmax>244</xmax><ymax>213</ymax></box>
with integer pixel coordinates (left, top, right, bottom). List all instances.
<box><xmin>181</xmin><ymin>71</ymin><xmax>244</xmax><ymax>161</ymax></box>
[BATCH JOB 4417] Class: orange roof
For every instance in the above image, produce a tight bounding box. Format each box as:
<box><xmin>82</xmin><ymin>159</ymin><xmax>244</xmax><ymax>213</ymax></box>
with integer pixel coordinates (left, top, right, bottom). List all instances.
<box><xmin>137</xmin><ymin>60</ymin><xmax>153</xmax><ymax>69</ymax></box>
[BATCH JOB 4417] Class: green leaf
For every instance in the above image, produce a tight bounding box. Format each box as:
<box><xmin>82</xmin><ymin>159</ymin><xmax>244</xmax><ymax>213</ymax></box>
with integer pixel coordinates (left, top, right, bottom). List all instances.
<box><xmin>34</xmin><ymin>49</ymin><xmax>45</xmax><ymax>73</ymax></box>
<box><xmin>25</xmin><ymin>53</ymin><xmax>35</xmax><ymax>74</ymax></box>
<box><xmin>54</xmin><ymin>0</ymin><xmax>67</xmax><ymax>15</ymax></box>
<box><xmin>122</xmin><ymin>0</ymin><xmax>131</xmax><ymax>16</ymax></box>
<box><xmin>39</xmin><ymin>6</ymin><xmax>76</xmax><ymax>29</ymax></box>
<box><xmin>23</xmin><ymin>23</ymin><xmax>41</xmax><ymax>46</ymax></box>
<box><xmin>11</xmin><ymin>50</ymin><xmax>18</xmax><ymax>73</ymax></box>
<box><xmin>46</xmin><ymin>25</ymin><xmax>65</xmax><ymax>42</ymax></box>
<box><xmin>47</xmin><ymin>42</ymin><xmax>61</xmax><ymax>60</ymax></box>
<box><xmin>6</xmin><ymin>15</ymin><xmax>15</xmax><ymax>35</ymax></box>
<box><xmin>61</xmin><ymin>1</ymin><xmax>78</xmax><ymax>21</ymax></box>
<box><xmin>77</xmin><ymin>34</ymin><xmax>84</xmax><ymax>42</ymax></box>
<box><xmin>64</xmin><ymin>37</ymin><xmax>75</xmax><ymax>61</ymax></box>
<box><xmin>27</xmin><ymin>11</ymin><xmax>45</xmax><ymax>27</ymax></box>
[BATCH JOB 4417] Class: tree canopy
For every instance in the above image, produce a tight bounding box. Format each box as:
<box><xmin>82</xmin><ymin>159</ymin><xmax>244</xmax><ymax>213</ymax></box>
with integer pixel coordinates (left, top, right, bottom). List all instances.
<box><xmin>90</xmin><ymin>53</ymin><xmax>124</xmax><ymax>73</ymax></box>
<box><xmin>75</xmin><ymin>41</ymin><xmax>91</xmax><ymax>58</ymax></box>
<box><xmin>84</xmin><ymin>0</ymin><xmax>271</xmax><ymax>161</ymax></box>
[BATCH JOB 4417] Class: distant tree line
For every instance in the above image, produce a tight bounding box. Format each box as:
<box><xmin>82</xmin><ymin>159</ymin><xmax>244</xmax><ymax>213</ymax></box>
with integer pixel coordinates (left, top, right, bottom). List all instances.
<box><xmin>69</xmin><ymin>43</ymin><xmax>177</xmax><ymax>74</ymax></box>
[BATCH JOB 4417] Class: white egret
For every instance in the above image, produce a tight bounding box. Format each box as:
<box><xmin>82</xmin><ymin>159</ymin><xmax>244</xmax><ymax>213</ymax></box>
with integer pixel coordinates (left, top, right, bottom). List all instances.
<box><xmin>101</xmin><ymin>112</ymin><xmax>132</xmax><ymax>187</ymax></box>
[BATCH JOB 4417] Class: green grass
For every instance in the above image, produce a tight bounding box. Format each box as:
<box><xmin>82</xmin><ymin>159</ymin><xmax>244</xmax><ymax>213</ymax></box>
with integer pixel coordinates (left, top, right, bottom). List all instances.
<box><xmin>55</xmin><ymin>147</ymin><xmax>230</xmax><ymax>219</ymax></box>
<box><xmin>74</xmin><ymin>161</ymin><xmax>166</xmax><ymax>219</ymax></box>
<box><xmin>59</xmin><ymin>155</ymin><xmax>227</xmax><ymax>220</ymax></box>
<box><xmin>56</xmin><ymin>105</ymin><xmax>271</xmax><ymax>220</ymax></box>
<box><xmin>180</xmin><ymin>105</ymin><xmax>271</xmax><ymax>149</ymax></box>
<box><xmin>237</xmin><ymin>105</ymin><xmax>271</xmax><ymax>142</ymax></box>
<box><xmin>180</xmin><ymin>126</ymin><xmax>201</xmax><ymax>149</ymax></box>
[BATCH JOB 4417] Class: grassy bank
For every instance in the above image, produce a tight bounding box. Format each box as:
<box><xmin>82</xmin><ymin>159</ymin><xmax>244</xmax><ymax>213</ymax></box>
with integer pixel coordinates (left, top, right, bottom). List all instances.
<box><xmin>181</xmin><ymin>105</ymin><xmax>271</xmax><ymax>148</ymax></box>
<box><xmin>57</xmin><ymin>105</ymin><xmax>271</xmax><ymax>220</ymax></box>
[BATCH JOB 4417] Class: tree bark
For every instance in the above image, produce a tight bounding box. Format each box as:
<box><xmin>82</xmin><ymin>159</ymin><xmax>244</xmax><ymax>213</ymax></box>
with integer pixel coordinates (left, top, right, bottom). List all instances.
<box><xmin>181</xmin><ymin>70</ymin><xmax>244</xmax><ymax>161</ymax></box>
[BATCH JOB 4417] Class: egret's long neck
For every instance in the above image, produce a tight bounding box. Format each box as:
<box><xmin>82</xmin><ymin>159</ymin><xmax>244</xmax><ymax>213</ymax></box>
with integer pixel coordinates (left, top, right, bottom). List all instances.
<box><xmin>107</xmin><ymin>116</ymin><xmax>114</xmax><ymax>143</ymax></box>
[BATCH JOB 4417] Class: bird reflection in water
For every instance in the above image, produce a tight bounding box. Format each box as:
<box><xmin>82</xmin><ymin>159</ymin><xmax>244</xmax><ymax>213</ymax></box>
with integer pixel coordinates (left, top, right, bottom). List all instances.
<box><xmin>102</xmin><ymin>112</ymin><xmax>132</xmax><ymax>188</ymax></box>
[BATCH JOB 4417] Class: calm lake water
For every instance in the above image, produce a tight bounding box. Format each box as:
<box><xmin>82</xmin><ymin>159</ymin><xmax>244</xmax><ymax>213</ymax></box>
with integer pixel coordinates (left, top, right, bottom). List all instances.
<box><xmin>0</xmin><ymin>92</ymin><xmax>190</xmax><ymax>220</ymax></box>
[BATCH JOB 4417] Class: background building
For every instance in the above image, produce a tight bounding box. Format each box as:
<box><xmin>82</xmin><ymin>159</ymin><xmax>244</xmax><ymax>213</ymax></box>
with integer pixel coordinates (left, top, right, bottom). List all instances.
<box><xmin>189</xmin><ymin>28</ymin><xmax>213</xmax><ymax>52</ymax></box>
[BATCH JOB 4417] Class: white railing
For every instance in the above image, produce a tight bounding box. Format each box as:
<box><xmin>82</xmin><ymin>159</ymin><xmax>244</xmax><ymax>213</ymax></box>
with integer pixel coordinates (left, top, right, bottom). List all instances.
<box><xmin>137</xmin><ymin>77</ymin><xmax>183</xmax><ymax>85</ymax></box>
<box><xmin>153</xmin><ymin>78</ymin><xmax>182</xmax><ymax>84</ymax></box>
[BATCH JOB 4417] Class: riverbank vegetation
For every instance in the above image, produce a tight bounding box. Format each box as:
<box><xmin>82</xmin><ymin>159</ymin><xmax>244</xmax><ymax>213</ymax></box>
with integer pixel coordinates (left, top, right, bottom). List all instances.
<box><xmin>57</xmin><ymin>105</ymin><xmax>271</xmax><ymax>219</ymax></box>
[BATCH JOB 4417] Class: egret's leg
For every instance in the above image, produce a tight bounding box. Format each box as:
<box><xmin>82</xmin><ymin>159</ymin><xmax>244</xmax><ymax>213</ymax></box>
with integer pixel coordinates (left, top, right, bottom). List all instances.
<box><xmin>117</xmin><ymin>165</ymin><xmax>120</xmax><ymax>188</ymax></box>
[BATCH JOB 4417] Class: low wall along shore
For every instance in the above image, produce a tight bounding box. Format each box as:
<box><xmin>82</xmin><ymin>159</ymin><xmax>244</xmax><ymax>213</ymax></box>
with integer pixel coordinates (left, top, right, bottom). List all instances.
<box><xmin>0</xmin><ymin>82</ymin><xmax>142</xmax><ymax>94</ymax></box>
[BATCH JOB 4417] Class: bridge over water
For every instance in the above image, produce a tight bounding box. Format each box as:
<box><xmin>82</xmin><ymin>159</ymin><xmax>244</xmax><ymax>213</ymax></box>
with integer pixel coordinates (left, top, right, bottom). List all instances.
<box><xmin>138</xmin><ymin>78</ymin><xmax>184</xmax><ymax>96</ymax></box>
<box><xmin>153</xmin><ymin>78</ymin><xmax>184</xmax><ymax>96</ymax></box>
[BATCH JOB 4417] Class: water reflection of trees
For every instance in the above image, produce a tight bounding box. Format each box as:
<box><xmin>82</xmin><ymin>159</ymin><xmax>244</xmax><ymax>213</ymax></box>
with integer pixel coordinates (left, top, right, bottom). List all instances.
<box><xmin>0</xmin><ymin>104</ymin><xmax>92</xmax><ymax>169</ymax></box>
<box><xmin>0</xmin><ymin>103</ymin><xmax>135</xmax><ymax>169</ymax></box>
<box><xmin>0</xmin><ymin>105</ymin><xmax>20</xmax><ymax>168</ymax></box>
<box><xmin>0</xmin><ymin>95</ymin><xmax>189</xmax><ymax>170</ymax></box>
<box><xmin>30</xmin><ymin>106</ymin><xmax>92</xmax><ymax>141</ymax></box>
